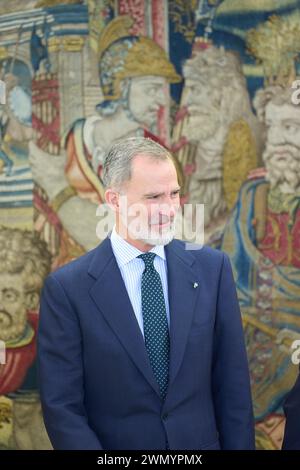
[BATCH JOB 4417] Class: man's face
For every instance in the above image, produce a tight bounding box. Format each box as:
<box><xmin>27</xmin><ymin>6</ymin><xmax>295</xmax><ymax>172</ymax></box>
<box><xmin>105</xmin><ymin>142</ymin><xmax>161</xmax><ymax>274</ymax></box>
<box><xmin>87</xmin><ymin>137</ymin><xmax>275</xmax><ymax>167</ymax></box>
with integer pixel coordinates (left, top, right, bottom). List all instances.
<box><xmin>183</xmin><ymin>78</ymin><xmax>230</xmax><ymax>178</ymax></box>
<box><xmin>264</xmin><ymin>102</ymin><xmax>300</xmax><ymax>192</ymax></box>
<box><xmin>183</xmin><ymin>78</ymin><xmax>221</xmax><ymax>141</ymax></box>
<box><xmin>117</xmin><ymin>155</ymin><xmax>181</xmax><ymax>247</ymax></box>
<box><xmin>0</xmin><ymin>273</ymin><xmax>28</xmax><ymax>342</ymax></box>
<box><xmin>128</xmin><ymin>76</ymin><xmax>167</xmax><ymax>128</ymax></box>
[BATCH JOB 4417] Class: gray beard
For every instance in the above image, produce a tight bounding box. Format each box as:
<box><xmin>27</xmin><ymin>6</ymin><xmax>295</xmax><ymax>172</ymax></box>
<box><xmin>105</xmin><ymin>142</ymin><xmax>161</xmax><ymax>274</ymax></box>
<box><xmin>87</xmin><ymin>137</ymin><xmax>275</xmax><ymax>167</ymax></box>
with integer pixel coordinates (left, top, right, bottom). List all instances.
<box><xmin>135</xmin><ymin>223</ymin><xmax>177</xmax><ymax>246</ymax></box>
<box><xmin>189</xmin><ymin>178</ymin><xmax>227</xmax><ymax>225</ymax></box>
<box><xmin>0</xmin><ymin>310</ymin><xmax>27</xmax><ymax>342</ymax></box>
<box><xmin>183</xmin><ymin>114</ymin><xmax>220</xmax><ymax>142</ymax></box>
<box><xmin>263</xmin><ymin>145</ymin><xmax>300</xmax><ymax>193</ymax></box>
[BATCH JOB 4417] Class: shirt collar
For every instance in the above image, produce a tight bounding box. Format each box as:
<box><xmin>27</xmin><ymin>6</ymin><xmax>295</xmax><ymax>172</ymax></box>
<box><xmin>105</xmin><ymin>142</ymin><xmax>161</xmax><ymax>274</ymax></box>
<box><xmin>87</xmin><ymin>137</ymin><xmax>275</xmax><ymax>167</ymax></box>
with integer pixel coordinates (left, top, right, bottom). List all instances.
<box><xmin>110</xmin><ymin>225</ymin><xmax>166</xmax><ymax>267</ymax></box>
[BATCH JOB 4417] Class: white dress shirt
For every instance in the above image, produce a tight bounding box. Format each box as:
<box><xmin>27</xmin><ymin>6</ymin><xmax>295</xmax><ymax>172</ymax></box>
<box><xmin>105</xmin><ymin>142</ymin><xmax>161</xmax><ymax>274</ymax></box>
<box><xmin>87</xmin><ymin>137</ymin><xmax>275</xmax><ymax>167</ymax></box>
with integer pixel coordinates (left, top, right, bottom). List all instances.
<box><xmin>110</xmin><ymin>226</ymin><xmax>170</xmax><ymax>337</ymax></box>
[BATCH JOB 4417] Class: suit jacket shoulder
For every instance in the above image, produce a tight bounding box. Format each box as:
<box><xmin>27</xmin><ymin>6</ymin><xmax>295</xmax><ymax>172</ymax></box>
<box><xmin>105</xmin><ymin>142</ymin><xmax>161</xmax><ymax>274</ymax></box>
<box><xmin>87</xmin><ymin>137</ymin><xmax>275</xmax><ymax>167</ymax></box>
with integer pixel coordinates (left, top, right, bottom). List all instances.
<box><xmin>168</xmin><ymin>238</ymin><xmax>225</xmax><ymax>273</ymax></box>
<box><xmin>49</xmin><ymin>237</ymin><xmax>226</xmax><ymax>293</ymax></box>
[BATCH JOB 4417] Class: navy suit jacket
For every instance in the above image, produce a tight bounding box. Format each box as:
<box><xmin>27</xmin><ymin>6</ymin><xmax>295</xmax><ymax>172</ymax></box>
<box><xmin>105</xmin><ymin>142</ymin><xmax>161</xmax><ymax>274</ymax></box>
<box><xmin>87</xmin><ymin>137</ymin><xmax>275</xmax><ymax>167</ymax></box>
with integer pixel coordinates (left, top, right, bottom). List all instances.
<box><xmin>282</xmin><ymin>369</ymin><xmax>300</xmax><ymax>449</ymax></box>
<box><xmin>38</xmin><ymin>237</ymin><xmax>255</xmax><ymax>450</ymax></box>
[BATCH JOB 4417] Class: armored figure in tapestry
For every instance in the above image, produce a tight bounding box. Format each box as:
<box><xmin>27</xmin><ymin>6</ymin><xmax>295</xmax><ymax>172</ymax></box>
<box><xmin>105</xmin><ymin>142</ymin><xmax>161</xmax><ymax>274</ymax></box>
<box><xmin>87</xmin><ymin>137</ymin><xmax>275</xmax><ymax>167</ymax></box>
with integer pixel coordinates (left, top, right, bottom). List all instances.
<box><xmin>29</xmin><ymin>15</ymin><xmax>181</xmax><ymax>259</ymax></box>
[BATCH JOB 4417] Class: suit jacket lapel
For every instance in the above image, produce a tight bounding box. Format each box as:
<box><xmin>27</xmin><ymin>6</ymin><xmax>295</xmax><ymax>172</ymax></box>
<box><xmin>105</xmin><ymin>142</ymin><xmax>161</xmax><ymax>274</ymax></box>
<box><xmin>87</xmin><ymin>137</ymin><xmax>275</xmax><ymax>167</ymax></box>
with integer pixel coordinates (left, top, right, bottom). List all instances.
<box><xmin>88</xmin><ymin>237</ymin><xmax>161</xmax><ymax>397</ymax></box>
<box><xmin>165</xmin><ymin>241</ymin><xmax>200</xmax><ymax>389</ymax></box>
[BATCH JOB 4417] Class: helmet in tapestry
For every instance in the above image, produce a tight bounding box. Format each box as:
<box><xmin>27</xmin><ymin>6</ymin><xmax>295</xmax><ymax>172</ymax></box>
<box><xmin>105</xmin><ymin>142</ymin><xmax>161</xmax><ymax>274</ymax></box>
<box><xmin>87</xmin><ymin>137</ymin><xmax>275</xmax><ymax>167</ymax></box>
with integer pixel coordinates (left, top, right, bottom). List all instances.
<box><xmin>98</xmin><ymin>16</ymin><xmax>181</xmax><ymax>105</ymax></box>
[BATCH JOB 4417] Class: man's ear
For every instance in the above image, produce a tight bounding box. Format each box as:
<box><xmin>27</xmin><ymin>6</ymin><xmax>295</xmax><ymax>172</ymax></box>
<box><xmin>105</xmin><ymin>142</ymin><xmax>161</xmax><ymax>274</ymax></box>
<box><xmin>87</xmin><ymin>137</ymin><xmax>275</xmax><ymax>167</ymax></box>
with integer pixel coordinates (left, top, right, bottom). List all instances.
<box><xmin>104</xmin><ymin>188</ymin><xmax>120</xmax><ymax>211</ymax></box>
<box><xmin>25</xmin><ymin>291</ymin><xmax>40</xmax><ymax>311</ymax></box>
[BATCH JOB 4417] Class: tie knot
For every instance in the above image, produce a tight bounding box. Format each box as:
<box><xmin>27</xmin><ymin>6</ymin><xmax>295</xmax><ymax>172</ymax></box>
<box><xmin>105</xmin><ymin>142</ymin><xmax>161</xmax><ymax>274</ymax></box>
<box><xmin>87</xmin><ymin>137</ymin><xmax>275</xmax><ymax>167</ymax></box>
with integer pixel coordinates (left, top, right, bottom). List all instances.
<box><xmin>138</xmin><ymin>252</ymin><xmax>156</xmax><ymax>269</ymax></box>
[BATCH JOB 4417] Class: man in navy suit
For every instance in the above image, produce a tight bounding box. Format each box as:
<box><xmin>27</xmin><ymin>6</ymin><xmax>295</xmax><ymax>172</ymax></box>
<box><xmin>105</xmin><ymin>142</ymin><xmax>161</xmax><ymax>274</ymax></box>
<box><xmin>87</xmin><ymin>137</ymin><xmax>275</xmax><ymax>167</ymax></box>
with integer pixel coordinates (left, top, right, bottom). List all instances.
<box><xmin>282</xmin><ymin>369</ymin><xmax>300</xmax><ymax>449</ymax></box>
<box><xmin>38</xmin><ymin>136</ymin><xmax>255</xmax><ymax>450</ymax></box>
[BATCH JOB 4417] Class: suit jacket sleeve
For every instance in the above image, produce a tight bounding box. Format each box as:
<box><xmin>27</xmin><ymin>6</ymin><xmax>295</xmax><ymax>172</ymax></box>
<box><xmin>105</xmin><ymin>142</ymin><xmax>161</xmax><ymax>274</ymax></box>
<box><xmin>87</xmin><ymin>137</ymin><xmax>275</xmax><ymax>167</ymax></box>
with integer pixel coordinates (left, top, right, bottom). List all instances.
<box><xmin>282</xmin><ymin>369</ymin><xmax>300</xmax><ymax>450</ymax></box>
<box><xmin>38</xmin><ymin>273</ymin><xmax>103</xmax><ymax>450</ymax></box>
<box><xmin>212</xmin><ymin>253</ymin><xmax>255</xmax><ymax>449</ymax></box>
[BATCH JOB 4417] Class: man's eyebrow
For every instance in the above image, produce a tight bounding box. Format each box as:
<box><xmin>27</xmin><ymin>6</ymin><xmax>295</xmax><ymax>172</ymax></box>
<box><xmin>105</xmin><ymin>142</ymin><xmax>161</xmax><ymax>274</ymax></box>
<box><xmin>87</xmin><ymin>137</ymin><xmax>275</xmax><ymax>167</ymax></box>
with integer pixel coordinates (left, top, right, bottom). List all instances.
<box><xmin>143</xmin><ymin>187</ymin><xmax>181</xmax><ymax>197</ymax></box>
<box><xmin>2</xmin><ymin>287</ymin><xmax>19</xmax><ymax>295</ymax></box>
<box><xmin>283</xmin><ymin>118</ymin><xmax>300</xmax><ymax>125</ymax></box>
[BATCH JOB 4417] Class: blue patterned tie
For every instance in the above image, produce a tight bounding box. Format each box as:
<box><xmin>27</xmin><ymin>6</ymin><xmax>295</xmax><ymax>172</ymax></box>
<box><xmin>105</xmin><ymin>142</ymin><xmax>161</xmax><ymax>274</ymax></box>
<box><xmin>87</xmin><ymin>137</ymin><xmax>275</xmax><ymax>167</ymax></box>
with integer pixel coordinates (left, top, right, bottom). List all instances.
<box><xmin>138</xmin><ymin>252</ymin><xmax>170</xmax><ymax>400</ymax></box>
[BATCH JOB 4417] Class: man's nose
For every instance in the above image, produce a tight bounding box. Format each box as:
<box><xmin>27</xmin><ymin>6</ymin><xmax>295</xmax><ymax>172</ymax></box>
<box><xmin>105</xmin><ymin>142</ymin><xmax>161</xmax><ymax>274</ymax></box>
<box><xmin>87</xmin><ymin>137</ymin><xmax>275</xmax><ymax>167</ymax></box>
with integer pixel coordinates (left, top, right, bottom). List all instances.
<box><xmin>268</xmin><ymin>125</ymin><xmax>286</xmax><ymax>145</ymax></box>
<box><xmin>168</xmin><ymin>205</ymin><xmax>178</xmax><ymax>219</ymax></box>
<box><xmin>185</xmin><ymin>88</ymin><xmax>194</xmax><ymax>106</ymax></box>
<box><xmin>159</xmin><ymin>201</ymin><xmax>178</xmax><ymax>219</ymax></box>
<box><xmin>155</xmin><ymin>88</ymin><xmax>167</xmax><ymax>106</ymax></box>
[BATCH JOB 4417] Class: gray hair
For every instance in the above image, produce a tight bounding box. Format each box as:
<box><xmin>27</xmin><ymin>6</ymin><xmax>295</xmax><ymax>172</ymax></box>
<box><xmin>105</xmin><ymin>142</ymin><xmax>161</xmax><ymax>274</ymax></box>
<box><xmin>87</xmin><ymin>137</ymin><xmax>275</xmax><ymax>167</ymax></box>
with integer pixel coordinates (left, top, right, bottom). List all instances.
<box><xmin>183</xmin><ymin>45</ymin><xmax>245</xmax><ymax>89</ymax></box>
<box><xmin>253</xmin><ymin>84</ymin><xmax>300</xmax><ymax>123</ymax></box>
<box><xmin>102</xmin><ymin>136</ymin><xmax>173</xmax><ymax>189</ymax></box>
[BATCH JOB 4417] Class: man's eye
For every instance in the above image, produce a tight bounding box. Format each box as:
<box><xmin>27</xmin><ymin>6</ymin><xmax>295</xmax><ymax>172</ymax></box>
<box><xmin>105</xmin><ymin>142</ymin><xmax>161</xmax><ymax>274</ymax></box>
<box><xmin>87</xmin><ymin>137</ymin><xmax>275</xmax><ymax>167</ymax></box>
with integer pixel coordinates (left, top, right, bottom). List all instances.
<box><xmin>189</xmin><ymin>85</ymin><xmax>201</xmax><ymax>94</ymax></box>
<box><xmin>148</xmin><ymin>86</ymin><xmax>160</xmax><ymax>95</ymax></box>
<box><xmin>285</xmin><ymin>124</ymin><xmax>296</xmax><ymax>132</ymax></box>
<box><xmin>2</xmin><ymin>290</ymin><xmax>18</xmax><ymax>303</ymax></box>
